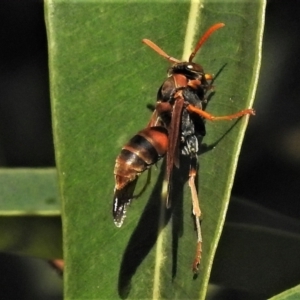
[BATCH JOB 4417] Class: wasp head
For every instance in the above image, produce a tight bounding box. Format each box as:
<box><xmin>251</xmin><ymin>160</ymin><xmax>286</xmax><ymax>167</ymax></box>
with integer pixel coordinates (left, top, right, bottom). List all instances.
<box><xmin>168</xmin><ymin>62</ymin><xmax>204</xmax><ymax>80</ymax></box>
<box><xmin>142</xmin><ymin>23</ymin><xmax>225</xmax><ymax>79</ymax></box>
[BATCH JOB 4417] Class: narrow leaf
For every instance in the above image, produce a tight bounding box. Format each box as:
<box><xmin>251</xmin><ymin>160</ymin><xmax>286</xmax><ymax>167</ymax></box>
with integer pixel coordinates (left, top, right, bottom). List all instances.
<box><xmin>0</xmin><ymin>168</ymin><xmax>60</xmax><ymax>214</ymax></box>
<box><xmin>0</xmin><ymin>168</ymin><xmax>61</xmax><ymax>258</ymax></box>
<box><xmin>269</xmin><ymin>285</ymin><xmax>300</xmax><ymax>300</ymax></box>
<box><xmin>45</xmin><ymin>1</ymin><xmax>265</xmax><ymax>299</ymax></box>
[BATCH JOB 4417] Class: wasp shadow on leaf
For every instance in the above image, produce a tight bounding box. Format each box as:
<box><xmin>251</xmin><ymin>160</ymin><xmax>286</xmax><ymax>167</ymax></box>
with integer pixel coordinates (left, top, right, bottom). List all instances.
<box><xmin>118</xmin><ymin>159</ymin><xmax>172</xmax><ymax>298</ymax></box>
<box><xmin>118</xmin><ymin>154</ymin><xmax>196</xmax><ymax>298</ymax></box>
<box><xmin>210</xmin><ymin>63</ymin><xmax>227</xmax><ymax>87</ymax></box>
<box><xmin>170</xmin><ymin>154</ymin><xmax>190</xmax><ymax>280</ymax></box>
<box><xmin>201</xmin><ymin>117</ymin><xmax>243</xmax><ymax>155</ymax></box>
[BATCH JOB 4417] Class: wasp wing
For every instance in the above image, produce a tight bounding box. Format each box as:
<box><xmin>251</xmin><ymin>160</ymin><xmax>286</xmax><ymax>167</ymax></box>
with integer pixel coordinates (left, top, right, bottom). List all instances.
<box><xmin>165</xmin><ymin>95</ymin><xmax>184</xmax><ymax>208</ymax></box>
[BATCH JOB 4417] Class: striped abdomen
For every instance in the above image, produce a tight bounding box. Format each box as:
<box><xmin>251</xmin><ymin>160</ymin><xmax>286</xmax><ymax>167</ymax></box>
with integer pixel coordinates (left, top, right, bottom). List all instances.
<box><xmin>113</xmin><ymin>126</ymin><xmax>168</xmax><ymax>226</ymax></box>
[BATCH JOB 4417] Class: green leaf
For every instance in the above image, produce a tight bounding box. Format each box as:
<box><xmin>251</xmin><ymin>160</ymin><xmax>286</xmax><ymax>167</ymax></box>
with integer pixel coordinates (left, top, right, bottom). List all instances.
<box><xmin>0</xmin><ymin>168</ymin><xmax>62</xmax><ymax>258</ymax></box>
<box><xmin>0</xmin><ymin>216</ymin><xmax>62</xmax><ymax>258</ymax></box>
<box><xmin>45</xmin><ymin>0</ymin><xmax>265</xmax><ymax>299</ymax></box>
<box><xmin>211</xmin><ymin>198</ymin><xmax>300</xmax><ymax>298</ymax></box>
<box><xmin>0</xmin><ymin>168</ymin><xmax>60</xmax><ymax>214</ymax></box>
<box><xmin>212</xmin><ymin>224</ymin><xmax>300</xmax><ymax>298</ymax></box>
<box><xmin>269</xmin><ymin>285</ymin><xmax>300</xmax><ymax>300</ymax></box>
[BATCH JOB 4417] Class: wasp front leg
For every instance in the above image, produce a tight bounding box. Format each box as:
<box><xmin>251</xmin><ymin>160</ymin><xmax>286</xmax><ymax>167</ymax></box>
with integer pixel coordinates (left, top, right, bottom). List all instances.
<box><xmin>186</xmin><ymin>105</ymin><xmax>255</xmax><ymax>121</ymax></box>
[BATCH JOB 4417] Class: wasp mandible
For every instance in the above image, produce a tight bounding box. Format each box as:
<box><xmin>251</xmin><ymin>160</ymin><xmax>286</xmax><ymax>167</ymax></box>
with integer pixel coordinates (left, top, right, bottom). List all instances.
<box><xmin>113</xmin><ymin>23</ymin><xmax>255</xmax><ymax>275</ymax></box>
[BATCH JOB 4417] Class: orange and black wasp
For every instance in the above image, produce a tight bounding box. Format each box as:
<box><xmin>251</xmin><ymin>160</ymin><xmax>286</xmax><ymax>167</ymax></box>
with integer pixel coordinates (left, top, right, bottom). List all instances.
<box><xmin>113</xmin><ymin>23</ymin><xmax>255</xmax><ymax>275</ymax></box>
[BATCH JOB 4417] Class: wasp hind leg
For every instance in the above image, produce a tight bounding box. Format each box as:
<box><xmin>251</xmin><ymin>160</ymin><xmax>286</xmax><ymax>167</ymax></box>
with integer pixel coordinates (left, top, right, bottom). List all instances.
<box><xmin>188</xmin><ymin>156</ymin><xmax>202</xmax><ymax>276</ymax></box>
<box><xmin>133</xmin><ymin>168</ymin><xmax>152</xmax><ymax>199</ymax></box>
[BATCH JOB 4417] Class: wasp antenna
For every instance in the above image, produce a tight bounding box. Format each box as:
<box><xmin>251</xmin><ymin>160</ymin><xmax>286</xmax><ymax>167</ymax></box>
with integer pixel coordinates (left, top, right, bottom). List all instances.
<box><xmin>189</xmin><ymin>23</ymin><xmax>225</xmax><ymax>62</ymax></box>
<box><xmin>143</xmin><ymin>39</ymin><xmax>181</xmax><ymax>64</ymax></box>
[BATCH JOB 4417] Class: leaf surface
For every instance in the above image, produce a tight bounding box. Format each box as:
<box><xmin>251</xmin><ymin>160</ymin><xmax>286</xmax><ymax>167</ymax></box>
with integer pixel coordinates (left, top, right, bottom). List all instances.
<box><xmin>0</xmin><ymin>168</ymin><xmax>61</xmax><ymax>258</ymax></box>
<box><xmin>45</xmin><ymin>1</ymin><xmax>266</xmax><ymax>299</ymax></box>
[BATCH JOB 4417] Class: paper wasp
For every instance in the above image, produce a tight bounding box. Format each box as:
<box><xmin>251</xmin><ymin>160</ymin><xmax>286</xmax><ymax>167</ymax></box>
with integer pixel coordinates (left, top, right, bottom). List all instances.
<box><xmin>113</xmin><ymin>23</ymin><xmax>255</xmax><ymax>275</ymax></box>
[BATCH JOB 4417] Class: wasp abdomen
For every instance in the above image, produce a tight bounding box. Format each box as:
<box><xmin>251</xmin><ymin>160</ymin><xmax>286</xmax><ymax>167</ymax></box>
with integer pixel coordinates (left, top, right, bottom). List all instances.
<box><xmin>113</xmin><ymin>126</ymin><xmax>168</xmax><ymax>226</ymax></box>
<box><xmin>114</xmin><ymin>126</ymin><xmax>168</xmax><ymax>189</ymax></box>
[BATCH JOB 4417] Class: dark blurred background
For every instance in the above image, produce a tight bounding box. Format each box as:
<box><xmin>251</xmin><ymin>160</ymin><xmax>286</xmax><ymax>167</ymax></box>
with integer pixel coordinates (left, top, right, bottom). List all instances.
<box><xmin>0</xmin><ymin>0</ymin><xmax>299</xmax><ymax>299</ymax></box>
<box><xmin>233</xmin><ymin>0</ymin><xmax>300</xmax><ymax>220</ymax></box>
<box><xmin>0</xmin><ymin>2</ymin><xmax>59</xmax><ymax>299</ymax></box>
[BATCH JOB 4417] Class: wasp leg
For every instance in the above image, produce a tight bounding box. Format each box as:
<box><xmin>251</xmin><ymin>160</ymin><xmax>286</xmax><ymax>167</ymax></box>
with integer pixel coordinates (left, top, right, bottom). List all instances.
<box><xmin>133</xmin><ymin>168</ymin><xmax>152</xmax><ymax>199</ymax></box>
<box><xmin>186</xmin><ymin>105</ymin><xmax>255</xmax><ymax>121</ymax></box>
<box><xmin>189</xmin><ymin>156</ymin><xmax>202</xmax><ymax>275</ymax></box>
